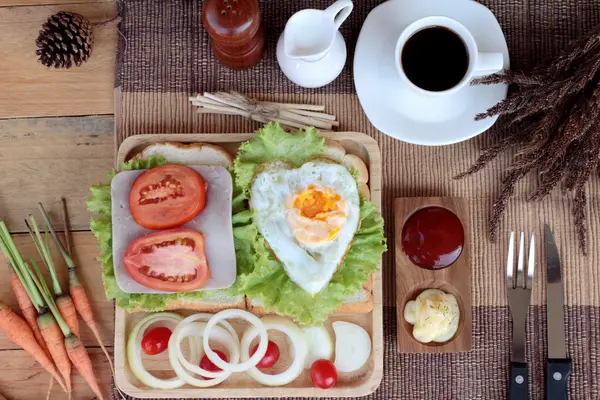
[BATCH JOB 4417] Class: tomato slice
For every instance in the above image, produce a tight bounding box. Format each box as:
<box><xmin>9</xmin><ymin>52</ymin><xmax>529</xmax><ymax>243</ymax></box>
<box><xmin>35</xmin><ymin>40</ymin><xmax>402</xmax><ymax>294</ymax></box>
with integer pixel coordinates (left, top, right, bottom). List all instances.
<box><xmin>123</xmin><ymin>229</ymin><xmax>210</xmax><ymax>292</ymax></box>
<box><xmin>129</xmin><ymin>165</ymin><xmax>206</xmax><ymax>230</ymax></box>
<box><xmin>141</xmin><ymin>327</ymin><xmax>172</xmax><ymax>355</ymax></box>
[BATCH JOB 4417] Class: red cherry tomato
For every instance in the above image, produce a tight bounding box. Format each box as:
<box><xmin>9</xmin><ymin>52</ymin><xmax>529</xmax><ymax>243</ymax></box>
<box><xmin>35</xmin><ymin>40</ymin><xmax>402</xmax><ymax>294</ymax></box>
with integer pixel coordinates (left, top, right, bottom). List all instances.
<box><xmin>310</xmin><ymin>359</ymin><xmax>337</xmax><ymax>389</ymax></box>
<box><xmin>200</xmin><ymin>350</ymin><xmax>228</xmax><ymax>380</ymax></box>
<box><xmin>141</xmin><ymin>327</ymin><xmax>172</xmax><ymax>355</ymax></box>
<box><xmin>251</xmin><ymin>341</ymin><xmax>280</xmax><ymax>369</ymax></box>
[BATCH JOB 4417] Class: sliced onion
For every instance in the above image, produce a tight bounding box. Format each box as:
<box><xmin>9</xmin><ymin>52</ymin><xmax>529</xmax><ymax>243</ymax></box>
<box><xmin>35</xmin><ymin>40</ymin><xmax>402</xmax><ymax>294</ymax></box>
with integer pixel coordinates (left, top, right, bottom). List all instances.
<box><xmin>168</xmin><ymin>322</ymin><xmax>239</xmax><ymax>387</ymax></box>
<box><xmin>242</xmin><ymin>316</ymin><xmax>308</xmax><ymax>386</ymax></box>
<box><xmin>301</xmin><ymin>325</ymin><xmax>334</xmax><ymax>369</ymax></box>
<box><xmin>333</xmin><ymin>321</ymin><xmax>372</xmax><ymax>373</ymax></box>
<box><xmin>127</xmin><ymin>312</ymin><xmax>197</xmax><ymax>389</ymax></box>
<box><xmin>203</xmin><ymin>309</ymin><xmax>268</xmax><ymax>373</ymax></box>
<box><xmin>169</xmin><ymin>313</ymin><xmax>239</xmax><ymax>379</ymax></box>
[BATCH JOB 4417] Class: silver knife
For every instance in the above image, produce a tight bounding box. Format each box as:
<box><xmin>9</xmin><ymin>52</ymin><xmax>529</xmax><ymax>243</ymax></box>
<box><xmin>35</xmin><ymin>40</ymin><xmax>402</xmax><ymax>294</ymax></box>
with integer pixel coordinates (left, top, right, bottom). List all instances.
<box><xmin>545</xmin><ymin>224</ymin><xmax>571</xmax><ymax>400</ymax></box>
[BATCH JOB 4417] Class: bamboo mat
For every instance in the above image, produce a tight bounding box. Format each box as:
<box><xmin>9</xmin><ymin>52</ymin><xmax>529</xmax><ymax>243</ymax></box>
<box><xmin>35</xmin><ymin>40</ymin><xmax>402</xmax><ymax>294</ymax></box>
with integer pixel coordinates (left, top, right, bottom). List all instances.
<box><xmin>113</xmin><ymin>0</ymin><xmax>600</xmax><ymax>398</ymax></box>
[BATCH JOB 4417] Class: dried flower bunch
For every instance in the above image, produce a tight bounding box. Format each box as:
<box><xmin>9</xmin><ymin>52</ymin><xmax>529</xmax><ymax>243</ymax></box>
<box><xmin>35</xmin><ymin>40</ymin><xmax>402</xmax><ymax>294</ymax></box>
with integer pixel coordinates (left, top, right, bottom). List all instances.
<box><xmin>456</xmin><ymin>24</ymin><xmax>600</xmax><ymax>254</ymax></box>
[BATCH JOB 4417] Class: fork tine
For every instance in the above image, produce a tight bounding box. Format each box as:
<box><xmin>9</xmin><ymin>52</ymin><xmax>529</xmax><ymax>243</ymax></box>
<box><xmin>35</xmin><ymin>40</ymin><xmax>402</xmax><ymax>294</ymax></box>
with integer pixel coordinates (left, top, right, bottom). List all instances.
<box><xmin>517</xmin><ymin>232</ymin><xmax>525</xmax><ymax>289</ymax></box>
<box><xmin>527</xmin><ymin>232</ymin><xmax>535</xmax><ymax>290</ymax></box>
<box><xmin>507</xmin><ymin>231</ymin><xmax>515</xmax><ymax>289</ymax></box>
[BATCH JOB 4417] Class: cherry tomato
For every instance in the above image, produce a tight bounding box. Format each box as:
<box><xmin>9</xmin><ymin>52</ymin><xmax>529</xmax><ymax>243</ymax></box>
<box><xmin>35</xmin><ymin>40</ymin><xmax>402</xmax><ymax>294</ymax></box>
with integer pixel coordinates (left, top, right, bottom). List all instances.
<box><xmin>310</xmin><ymin>359</ymin><xmax>337</xmax><ymax>389</ymax></box>
<box><xmin>141</xmin><ymin>327</ymin><xmax>172</xmax><ymax>355</ymax></box>
<box><xmin>251</xmin><ymin>341</ymin><xmax>280</xmax><ymax>369</ymax></box>
<box><xmin>200</xmin><ymin>350</ymin><xmax>228</xmax><ymax>380</ymax></box>
<box><xmin>123</xmin><ymin>229</ymin><xmax>210</xmax><ymax>292</ymax></box>
<box><xmin>129</xmin><ymin>165</ymin><xmax>206</xmax><ymax>230</ymax></box>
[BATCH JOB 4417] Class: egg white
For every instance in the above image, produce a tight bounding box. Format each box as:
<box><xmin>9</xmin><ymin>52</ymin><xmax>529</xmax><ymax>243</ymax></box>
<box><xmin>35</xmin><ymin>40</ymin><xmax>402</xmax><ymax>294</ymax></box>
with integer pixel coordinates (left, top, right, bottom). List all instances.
<box><xmin>249</xmin><ymin>160</ymin><xmax>361</xmax><ymax>295</ymax></box>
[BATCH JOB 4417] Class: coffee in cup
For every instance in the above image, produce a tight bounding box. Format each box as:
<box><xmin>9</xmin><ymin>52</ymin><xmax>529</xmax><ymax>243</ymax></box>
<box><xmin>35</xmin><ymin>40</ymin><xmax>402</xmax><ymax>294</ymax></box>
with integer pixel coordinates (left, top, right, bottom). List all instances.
<box><xmin>395</xmin><ymin>16</ymin><xmax>504</xmax><ymax>95</ymax></box>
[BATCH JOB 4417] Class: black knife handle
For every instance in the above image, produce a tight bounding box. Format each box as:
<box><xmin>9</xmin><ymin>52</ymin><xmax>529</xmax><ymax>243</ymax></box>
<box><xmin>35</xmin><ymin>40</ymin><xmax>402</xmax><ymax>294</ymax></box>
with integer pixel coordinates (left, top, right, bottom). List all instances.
<box><xmin>508</xmin><ymin>362</ymin><xmax>528</xmax><ymax>400</ymax></box>
<box><xmin>546</xmin><ymin>359</ymin><xmax>571</xmax><ymax>400</ymax></box>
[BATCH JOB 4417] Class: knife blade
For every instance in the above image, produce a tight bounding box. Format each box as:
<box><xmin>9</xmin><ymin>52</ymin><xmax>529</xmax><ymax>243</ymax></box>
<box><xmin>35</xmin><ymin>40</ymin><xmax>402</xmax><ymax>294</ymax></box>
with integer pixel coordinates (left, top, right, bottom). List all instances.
<box><xmin>544</xmin><ymin>224</ymin><xmax>571</xmax><ymax>400</ymax></box>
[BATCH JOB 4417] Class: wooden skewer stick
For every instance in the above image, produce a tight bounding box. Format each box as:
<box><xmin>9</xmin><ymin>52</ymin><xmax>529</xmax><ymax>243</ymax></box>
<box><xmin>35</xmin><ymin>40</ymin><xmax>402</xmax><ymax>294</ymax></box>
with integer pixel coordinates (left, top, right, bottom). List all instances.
<box><xmin>278</xmin><ymin>110</ymin><xmax>333</xmax><ymax>130</ymax></box>
<box><xmin>259</xmin><ymin>102</ymin><xmax>326</xmax><ymax>111</ymax></box>
<box><xmin>287</xmin><ymin>108</ymin><xmax>337</xmax><ymax>121</ymax></box>
<box><xmin>190</xmin><ymin>92</ymin><xmax>337</xmax><ymax>129</ymax></box>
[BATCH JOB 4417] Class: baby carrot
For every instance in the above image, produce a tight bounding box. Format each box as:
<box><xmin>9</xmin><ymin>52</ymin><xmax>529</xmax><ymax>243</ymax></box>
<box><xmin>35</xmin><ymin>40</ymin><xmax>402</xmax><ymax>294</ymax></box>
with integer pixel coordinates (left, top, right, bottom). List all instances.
<box><xmin>25</xmin><ymin>258</ymin><xmax>105</xmax><ymax>400</ymax></box>
<box><xmin>69</xmin><ymin>272</ymin><xmax>114</xmax><ymax>373</ymax></box>
<box><xmin>65</xmin><ymin>334</ymin><xmax>105</xmax><ymax>400</ymax></box>
<box><xmin>9</xmin><ymin>264</ymin><xmax>51</xmax><ymax>358</ymax></box>
<box><xmin>0</xmin><ymin>301</ymin><xmax>66</xmax><ymax>392</ymax></box>
<box><xmin>26</xmin><ymin>216</ymin><xmax>81</xmax><ymax>337</ymax></box>
<box><xmin>38</xmin><ymin>305</ymin><xmax>72</xmax><ymax>393</ymax></box>
<box><xmin>40</xmin><ymin>202</ymin><xmax>114</xmax><ymax>374</ymax></box>
<box><xmin>56</xmin><ymin>294</ymin><xmax>79</xmax><ymax>338</ymax></box>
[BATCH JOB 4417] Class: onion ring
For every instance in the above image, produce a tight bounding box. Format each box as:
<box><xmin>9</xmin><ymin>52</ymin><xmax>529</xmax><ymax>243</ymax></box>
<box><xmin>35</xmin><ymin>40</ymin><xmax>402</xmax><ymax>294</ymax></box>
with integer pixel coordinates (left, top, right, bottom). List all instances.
<box><xmin>203</xmin><ymin>309</ymin><xmax>268</xmax><ymax>373</ymax></box>
<box><xmin>169</xmin><ymin>313</ymin><xmax>239</xmax><ymax>379</ymax></box>
<box><xmin>168</xmin><ymin>322</ymin><xmax>239</xmax><ymax>387</ymax></box>
<box><xmin>127</xmin><ymin>312</ymin><xmax>197</xmax><ymax>389</ymax></box>
<box><xmin>241</xmin><ymin>316</ymin><xmax>308</xmax><ymax>386</ymax></box>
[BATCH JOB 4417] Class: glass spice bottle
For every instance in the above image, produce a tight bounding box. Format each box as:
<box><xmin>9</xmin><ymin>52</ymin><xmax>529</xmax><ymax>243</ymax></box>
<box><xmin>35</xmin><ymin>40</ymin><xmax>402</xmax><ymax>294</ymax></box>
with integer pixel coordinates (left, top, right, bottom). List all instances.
<box><xmin>201</xmin><ymin>0</ymin><xmax>265</xmax><ymax>69</ymax></box>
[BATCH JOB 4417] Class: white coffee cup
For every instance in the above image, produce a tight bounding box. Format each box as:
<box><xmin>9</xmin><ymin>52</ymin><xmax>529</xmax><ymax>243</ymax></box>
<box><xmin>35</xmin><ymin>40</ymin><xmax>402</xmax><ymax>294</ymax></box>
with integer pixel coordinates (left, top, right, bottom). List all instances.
<box><xmin>395</xmin><ymin>16</ymin><xmax>504</xmax><ymax>95</ymax></box>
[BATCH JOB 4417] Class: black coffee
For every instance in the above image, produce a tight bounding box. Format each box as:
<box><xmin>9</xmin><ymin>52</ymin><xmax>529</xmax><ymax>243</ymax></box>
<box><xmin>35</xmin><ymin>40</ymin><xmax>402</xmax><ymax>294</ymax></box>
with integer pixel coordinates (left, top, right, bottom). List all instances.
<box><xmin>401</xmin><ymin>26</ymin><xmax>469</xmax><ymax>92</ymax></box>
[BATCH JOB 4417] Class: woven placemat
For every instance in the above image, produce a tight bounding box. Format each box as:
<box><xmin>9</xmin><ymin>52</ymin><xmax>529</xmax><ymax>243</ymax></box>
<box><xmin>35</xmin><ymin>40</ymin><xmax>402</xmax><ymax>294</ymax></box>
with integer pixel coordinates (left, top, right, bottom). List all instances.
<box><xmin>113</xmin><ymin>1</ymin><xmax>600</xmax><ymax>398</ymax></box>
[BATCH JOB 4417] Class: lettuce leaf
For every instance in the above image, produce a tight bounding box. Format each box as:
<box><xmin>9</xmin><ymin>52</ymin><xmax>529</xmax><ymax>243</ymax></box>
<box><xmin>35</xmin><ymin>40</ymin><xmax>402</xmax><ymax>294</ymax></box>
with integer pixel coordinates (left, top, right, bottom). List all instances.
<box><xmin>232</xmin><ymin>122</ymin><xmax>386</xmax><ymax>325</ymax></box>
<box><xmin>88</xmin><ymin>155</ymin><xmax>217</xmax><ymax>311</ymax></box>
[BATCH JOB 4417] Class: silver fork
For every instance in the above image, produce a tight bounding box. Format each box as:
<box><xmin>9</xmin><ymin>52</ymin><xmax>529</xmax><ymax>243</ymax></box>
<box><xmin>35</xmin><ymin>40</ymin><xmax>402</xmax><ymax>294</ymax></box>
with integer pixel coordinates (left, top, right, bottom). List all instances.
<box><xmin>506</xmin><ymin>231</ymin><xmax>536</xmax><ymax>400</ymax></box>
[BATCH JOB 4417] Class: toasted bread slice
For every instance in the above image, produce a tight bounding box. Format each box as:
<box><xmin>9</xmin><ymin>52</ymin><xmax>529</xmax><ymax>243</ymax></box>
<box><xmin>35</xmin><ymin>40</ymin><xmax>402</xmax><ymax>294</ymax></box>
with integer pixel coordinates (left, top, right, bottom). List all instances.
<box><xmin>129</xmin><ymin>293</ymin><xmax>246</xmax><ymax>313</ymax></box>
<box><xmin>133</xmin><ymin>142</ymin><xmax>233</xmax><ymax>167</ymax></box>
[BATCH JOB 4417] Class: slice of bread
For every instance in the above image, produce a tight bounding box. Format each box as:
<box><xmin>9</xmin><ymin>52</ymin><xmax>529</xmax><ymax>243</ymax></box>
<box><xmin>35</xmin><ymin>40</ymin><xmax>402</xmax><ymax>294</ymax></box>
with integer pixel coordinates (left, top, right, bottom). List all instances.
<box><xmin>133</xmin><ymin>142</ymin><xmax>233</xmax><ymax>167</ymax></box>
<box><xmin>129</xmin><ymin>293</ymin><xmax>246</xmax><ymax>313</ymax></box>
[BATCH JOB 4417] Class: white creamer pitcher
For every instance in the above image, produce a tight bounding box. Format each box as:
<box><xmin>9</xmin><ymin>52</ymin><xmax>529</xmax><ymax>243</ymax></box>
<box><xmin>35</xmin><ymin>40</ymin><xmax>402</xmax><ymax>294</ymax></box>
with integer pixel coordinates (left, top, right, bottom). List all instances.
<box><xmin>277</xmin><ymin>0</ymin><xmax>354</xmax><ymax>88</ymax></box>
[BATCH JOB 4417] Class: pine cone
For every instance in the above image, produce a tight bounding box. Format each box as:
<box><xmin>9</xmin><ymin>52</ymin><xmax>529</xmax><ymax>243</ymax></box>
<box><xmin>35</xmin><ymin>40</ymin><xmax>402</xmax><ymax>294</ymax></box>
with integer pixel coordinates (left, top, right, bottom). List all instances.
<box><xmin>36</xmin><ymin>12</ymin><xmax>94</xmax><ymax>69</ymax></box>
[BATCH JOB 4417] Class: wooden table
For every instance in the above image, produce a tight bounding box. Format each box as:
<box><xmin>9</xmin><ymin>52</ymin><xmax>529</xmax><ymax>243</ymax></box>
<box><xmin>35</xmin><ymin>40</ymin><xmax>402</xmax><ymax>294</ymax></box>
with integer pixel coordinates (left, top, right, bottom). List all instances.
<box><xmin>0</xmin><ymin>1</ymin><xmax>118</xmax><ymax>398</ymax></box>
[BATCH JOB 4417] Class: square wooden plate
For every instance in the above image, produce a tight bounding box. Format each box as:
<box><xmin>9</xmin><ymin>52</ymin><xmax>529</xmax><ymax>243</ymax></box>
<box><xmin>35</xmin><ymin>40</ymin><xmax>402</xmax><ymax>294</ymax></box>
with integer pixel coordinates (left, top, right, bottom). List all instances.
<box><xmin>113</xmin><ymin>132</ymin><xmax>384</xmax><ymax>398</ymax></box>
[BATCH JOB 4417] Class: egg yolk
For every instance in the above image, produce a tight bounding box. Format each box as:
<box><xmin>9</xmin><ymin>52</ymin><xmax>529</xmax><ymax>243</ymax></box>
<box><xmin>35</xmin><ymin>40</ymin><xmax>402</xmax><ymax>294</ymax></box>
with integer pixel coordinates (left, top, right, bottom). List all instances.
<box><xmin>288</xmin><ymin>185</ymin><xmax>347</xmax><ymax>245</ymax></box>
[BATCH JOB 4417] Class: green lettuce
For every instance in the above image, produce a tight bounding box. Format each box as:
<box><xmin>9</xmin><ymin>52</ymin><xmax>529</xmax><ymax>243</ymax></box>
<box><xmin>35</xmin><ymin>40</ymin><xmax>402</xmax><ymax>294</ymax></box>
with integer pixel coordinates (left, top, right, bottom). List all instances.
<box><xmin>232</xmin><ymin>123</ymin><xmax>386</xmax><ymax>325</ymax></box>
<box><xmin>87</xmin><ymin>123</ymin><xmax>386</xmax><ymax>322</ymax></box>
<box><xmin>88</xmin><ymin>155</ymin><xmax>216</xmax><ymax>311</ymax></box>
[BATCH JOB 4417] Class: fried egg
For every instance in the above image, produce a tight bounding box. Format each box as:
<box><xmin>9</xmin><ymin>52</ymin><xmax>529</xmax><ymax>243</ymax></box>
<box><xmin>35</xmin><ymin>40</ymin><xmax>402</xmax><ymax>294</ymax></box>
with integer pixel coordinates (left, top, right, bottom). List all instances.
<box><xmin>249</xmin><ymin>160</ymin><xmax>361</xmax><ymax>295</ymax></box>
<box><xmin>404</xmin><ymin>289</ymin><xmax>460</xmax><ymax>343</ymax></box>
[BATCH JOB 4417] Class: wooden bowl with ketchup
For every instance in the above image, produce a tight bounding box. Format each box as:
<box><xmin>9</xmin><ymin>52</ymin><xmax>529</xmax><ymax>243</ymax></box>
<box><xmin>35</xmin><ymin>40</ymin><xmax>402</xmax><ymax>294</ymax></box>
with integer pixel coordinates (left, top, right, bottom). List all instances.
<box><xmin>394</xmin><ymin>197</ymin><xmax>472</xmax><ymax>353</ymax></box>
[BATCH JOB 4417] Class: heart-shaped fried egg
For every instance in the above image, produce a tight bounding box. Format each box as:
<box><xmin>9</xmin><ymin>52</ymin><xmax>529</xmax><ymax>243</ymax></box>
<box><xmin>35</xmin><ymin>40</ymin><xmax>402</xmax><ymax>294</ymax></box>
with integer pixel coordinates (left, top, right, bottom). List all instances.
<box><xmin>249</xmin><ymin>160</ymin><xmax>361</xmax><ymax>295</ymax></box>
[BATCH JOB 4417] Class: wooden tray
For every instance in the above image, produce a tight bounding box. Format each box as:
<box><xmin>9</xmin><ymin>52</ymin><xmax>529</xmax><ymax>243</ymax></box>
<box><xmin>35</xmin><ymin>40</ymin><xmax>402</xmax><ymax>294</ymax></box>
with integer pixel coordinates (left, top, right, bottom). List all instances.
<box><xmin>394</xmin><ymin>197</ymin><xmax>472</xmax><ymax>353</ymax></box>
<box><xmin>114</xmin><ymin>132</ymin><xmax>383</xmax><ymax>398</ymax></box>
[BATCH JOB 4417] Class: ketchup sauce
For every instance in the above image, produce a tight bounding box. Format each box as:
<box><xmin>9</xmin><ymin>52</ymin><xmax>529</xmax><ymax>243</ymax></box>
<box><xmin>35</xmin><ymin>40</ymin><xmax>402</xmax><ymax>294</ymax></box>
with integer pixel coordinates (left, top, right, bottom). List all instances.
<box><xmin>401</xmin><ymin>206</ymin><xmax>464</xmax><ymax>269</ymax></box>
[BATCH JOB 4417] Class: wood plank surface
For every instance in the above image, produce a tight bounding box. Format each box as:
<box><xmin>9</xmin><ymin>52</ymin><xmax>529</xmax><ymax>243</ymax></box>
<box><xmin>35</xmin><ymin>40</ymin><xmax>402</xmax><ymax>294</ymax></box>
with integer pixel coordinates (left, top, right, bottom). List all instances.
<box><xmin>0</xmin><ymin>116</ymin><xmax>114</xmax><ymax>233</ymax></box>
<box><xmin>0</xmin><ymin>0</ymin><xmax>107</xmax><ymax>6</ymax></box>
<box><xmin>0</xmin><ymin>2</ymin><xmax>117</xmax><ymax>118</ymax></box>
<box><xmin>0</xmin><ymin>347</ymin><xmax>113</xmax><ymax>400</ymax></box>
<box><xmin>0</xmin><ymin>231</ymin><xmax>114</xmax><ymax>349</ymax></box>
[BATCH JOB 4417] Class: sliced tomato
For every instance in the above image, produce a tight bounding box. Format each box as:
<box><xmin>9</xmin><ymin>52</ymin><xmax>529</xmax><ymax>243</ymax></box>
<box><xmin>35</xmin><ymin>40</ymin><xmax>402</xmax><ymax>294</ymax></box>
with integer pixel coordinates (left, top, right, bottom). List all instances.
<box><xmin>129</xmin><ymin>165</ymin><xmax>206</xmax><ymax>230</ymax></box>
<box><xmin>123</xmin><ymin>229</ymin><xmax>210</xmax><ymax>292</ymax></box>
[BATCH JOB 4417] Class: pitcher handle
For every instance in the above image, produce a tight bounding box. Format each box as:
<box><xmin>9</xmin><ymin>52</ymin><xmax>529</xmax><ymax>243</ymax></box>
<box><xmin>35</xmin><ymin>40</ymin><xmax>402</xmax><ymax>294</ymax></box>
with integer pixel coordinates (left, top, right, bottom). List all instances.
<box><xmin>324</xmin><ymin>0</ymin><xmax>354</xmax><ymax>30</ymax></box>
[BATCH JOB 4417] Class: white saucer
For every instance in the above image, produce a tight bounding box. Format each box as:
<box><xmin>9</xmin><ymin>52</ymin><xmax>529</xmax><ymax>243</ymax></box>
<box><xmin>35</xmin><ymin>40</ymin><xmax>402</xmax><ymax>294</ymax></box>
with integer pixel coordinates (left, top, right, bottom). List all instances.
<box><xmin>353</xmin><ymin>0</ymin><xmax>510</xmax><ymax>146</ymax></box>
